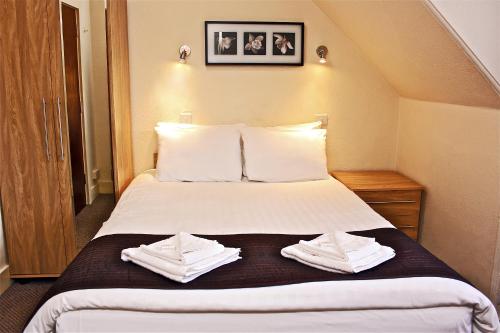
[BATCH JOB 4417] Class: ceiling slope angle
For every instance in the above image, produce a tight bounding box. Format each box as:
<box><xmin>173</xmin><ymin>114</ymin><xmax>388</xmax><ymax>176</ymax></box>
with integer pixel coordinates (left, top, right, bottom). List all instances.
<box><xmin>313</xmin><ymin>0</ymin><xmax>500</xmax><ymax>109</ymax></box>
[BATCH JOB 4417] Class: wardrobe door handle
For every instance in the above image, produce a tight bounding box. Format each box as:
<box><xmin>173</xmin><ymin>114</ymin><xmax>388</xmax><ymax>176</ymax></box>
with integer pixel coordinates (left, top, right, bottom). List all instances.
<box><xmin>42</xmin><ymin>98</ymin><xmax>50</xmax><ymax>160</ymax></box>
<box><xmin>56</xmin><ymin>97</ymin><xmax>64</xmax><ymax>160</ymax></box>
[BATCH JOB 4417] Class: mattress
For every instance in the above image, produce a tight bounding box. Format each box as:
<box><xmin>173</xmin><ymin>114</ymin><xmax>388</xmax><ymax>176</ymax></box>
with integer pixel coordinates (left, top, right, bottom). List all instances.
<box><xmin>26</xmin><ymin>170</ymin><xmax>499</xmax><ymax>332</ymax></box>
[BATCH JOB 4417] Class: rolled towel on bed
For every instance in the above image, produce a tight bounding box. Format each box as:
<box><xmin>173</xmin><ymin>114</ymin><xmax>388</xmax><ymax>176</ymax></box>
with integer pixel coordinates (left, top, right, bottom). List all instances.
<box><xmin>282</xmin><ymin>232</ymin><xmax>395</xmax><ymax>274</ymax></box>
<box><xmin>122</xmin><ymin>233</ymin><xmax>241</xmax><ymax>283</ymax></box>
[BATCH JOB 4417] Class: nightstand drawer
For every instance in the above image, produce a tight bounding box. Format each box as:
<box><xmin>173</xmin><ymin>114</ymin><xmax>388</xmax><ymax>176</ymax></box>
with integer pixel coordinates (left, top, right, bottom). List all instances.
<box><xmin>355</xmin><ymin>190</ymin><xmax>421</xmax><ymax>204</ymax></box>
<box><xmin>367</xmin><ymin>201</ymin><xmax>420</xmax><ymax>217</ymax></box>
<box><xmin>382</xmin><ymin>213</ymin><xmax>420</xmax><ymax>228</ymax></box>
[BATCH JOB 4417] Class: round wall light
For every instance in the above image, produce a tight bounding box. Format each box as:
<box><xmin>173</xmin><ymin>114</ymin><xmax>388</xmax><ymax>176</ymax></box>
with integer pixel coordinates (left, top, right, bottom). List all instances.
<box><xmin>179</xmin><ymin>45</ymin><xmax>191</xmax><ymax>64</ymax></box>
<box><xmin>316</xmin><ymin>45</ymin><xmax>328</xmax><ymax>64</ymax></box>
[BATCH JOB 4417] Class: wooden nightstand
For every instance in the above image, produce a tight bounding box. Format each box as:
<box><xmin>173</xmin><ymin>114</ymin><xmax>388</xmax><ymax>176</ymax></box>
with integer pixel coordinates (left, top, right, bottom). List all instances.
<box><xmin>332</xmin><ymin>171</ymin><xmax>424</xmax><ymax>241</ymax></box>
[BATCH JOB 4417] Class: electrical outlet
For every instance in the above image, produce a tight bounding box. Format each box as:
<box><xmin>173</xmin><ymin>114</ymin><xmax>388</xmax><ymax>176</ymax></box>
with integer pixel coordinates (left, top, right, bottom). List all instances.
<box><xmin>92</xmin><ymin>168</ymin><xmax>100</xmax><ymax>180</ymax></box>
<box><xmin>179</xmin><ymin>112</ymin><xmax>192</xmax><ymax>124</ymax></box>
<box><xmin>314</xmin><ymin>113</ymin><xmax>328</xmax><ymax>128</ymax></box>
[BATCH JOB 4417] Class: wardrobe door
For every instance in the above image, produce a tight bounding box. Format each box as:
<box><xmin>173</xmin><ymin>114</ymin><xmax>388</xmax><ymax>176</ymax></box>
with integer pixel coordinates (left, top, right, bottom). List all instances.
<box><xmin>46</xmin><ymin>0</ymin><xmax>77</xmax><ymax>264</ymax></box>
<box><xmin>0</xmin><ymin>0</ymin><xmax>67</xmax><ymax>276</ymax></box>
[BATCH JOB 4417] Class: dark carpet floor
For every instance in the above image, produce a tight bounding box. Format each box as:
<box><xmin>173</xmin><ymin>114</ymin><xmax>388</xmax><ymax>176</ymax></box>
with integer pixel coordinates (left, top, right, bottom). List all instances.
<box><xmin>0</xmin><ymin>194</ymin><xmax>115</xmax><ymax>333</ymax></box>
<box><xmin>76</xmin><ymin>194</ymin><xmax>115</xmax><ymax>250</ymax></box>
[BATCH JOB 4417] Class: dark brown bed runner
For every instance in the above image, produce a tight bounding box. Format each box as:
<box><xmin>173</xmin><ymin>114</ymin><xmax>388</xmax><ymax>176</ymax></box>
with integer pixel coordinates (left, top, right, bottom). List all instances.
<box><xmin>28</xmin><ymin>228</ymin><xmax>468</xmax><ymax>326</ymax></box>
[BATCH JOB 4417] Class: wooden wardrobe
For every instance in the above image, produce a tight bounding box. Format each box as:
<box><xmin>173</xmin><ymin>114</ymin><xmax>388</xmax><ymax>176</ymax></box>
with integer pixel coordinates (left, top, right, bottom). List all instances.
<box><xmin>0</xmin><ymin>0</ymin><xmax>133</xmax><ymax>277</ymax></box>
<box><xmin>0</xmin><ymin>0</ymin><xmax>76</xmax><ymax>277</ymax></box>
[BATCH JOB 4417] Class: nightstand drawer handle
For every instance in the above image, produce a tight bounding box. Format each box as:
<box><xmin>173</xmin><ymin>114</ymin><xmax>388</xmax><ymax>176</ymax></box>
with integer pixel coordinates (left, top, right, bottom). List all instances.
<box><xmin>397</xmin><ymin>225</ymin><xmax>416</xmax><ymax>229</ymax></box>
<box><xmin>367</xmin><ymin>200</ymin><xmax>416</xmax><ymax>204</ymax></box>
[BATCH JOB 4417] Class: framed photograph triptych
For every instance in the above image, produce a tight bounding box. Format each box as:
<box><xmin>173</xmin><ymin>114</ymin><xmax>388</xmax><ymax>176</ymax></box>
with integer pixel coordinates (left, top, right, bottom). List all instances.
<box><xmin>205</xmin><ymin>21</ymin><xmax>304</xmax><ymax>66</ymax></box>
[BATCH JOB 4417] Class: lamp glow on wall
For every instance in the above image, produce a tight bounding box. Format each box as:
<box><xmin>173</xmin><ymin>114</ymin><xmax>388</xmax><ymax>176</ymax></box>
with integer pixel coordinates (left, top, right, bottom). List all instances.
<box><xmin>179</xmin><ymin>45</ymin><xmax>191</xmax><ymax>64</ymax></box>
<box><xmin>316</xmin><ymin>45</ymin><xmax>328</xmax><ymax>64</ymax></box>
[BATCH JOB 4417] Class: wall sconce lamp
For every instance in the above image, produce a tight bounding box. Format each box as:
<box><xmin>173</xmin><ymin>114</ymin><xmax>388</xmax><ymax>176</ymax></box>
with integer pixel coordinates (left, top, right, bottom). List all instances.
<box><xmin>179</xmin><ymin>45</ymin><xmax>191</xmax><ymax>64</ymax></box>
<box><xmin>316</xmin><ymin>45</ymin><xmax>328</xmax><ymax>64</ymax></box>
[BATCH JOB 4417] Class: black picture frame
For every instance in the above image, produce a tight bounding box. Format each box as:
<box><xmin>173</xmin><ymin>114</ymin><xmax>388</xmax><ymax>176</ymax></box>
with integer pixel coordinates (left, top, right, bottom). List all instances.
<box><xmin>205</xmin><ymin>21</ymin><xmax>304</xmax><ymax>66</ymax></box>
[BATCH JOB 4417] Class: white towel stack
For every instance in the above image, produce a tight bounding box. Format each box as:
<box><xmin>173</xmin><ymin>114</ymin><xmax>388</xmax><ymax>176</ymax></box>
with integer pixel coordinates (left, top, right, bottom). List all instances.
<box><xmin>121</xmin><ymin>232</ymin><xmax>241</xmax><ymax>283</ymax></box>
<box><xmin>281</xmin><ymin>232</ymin><xmax>395</xmax><ymax>274</ymax></box>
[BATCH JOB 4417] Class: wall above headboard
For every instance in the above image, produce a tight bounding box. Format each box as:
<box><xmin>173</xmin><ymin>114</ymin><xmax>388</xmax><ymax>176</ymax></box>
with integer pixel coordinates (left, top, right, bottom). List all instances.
<box><xmin>127</xmin><ymin>0</ymin><xmax>399</xmax><ymax>175</ymax></box>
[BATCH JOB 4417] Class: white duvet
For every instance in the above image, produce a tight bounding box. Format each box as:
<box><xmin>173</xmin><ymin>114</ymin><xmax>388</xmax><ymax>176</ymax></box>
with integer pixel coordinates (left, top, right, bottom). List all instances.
<box><xmin>26</xmin><ymin>170</ymin><xmax>499</xmax><ymax>332</ymax></box>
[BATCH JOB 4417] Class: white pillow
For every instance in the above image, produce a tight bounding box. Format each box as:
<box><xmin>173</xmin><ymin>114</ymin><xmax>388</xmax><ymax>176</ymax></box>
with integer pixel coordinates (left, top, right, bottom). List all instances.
<box><xmin>241</xmin><ymin>127</ymin><xmax>328</xmax><ymax>182</ymax></box>
<box><xmin>241</xmin><ymin>121</ymin><xmax>323</xmax><ymax>177</ymax></box>
<box><xmin>156</xmin><ymin>124</ymin><xmax>243</xmax><ymax>182</ymax></box>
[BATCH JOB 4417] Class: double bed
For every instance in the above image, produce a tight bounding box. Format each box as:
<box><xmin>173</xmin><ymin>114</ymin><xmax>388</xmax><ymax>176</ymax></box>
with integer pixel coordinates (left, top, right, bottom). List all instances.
<box><xmin>26</xmin><ymin>170</ymin><xmax>498</xmax><ymax>332</ymax></box>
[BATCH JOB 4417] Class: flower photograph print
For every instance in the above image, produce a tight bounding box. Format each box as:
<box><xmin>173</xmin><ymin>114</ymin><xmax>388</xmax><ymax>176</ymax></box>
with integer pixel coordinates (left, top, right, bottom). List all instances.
<box><xmin>205</xmin><ymin>22</ymin><xmax>303</xmax><ymax>65</ymax></box>
<box><xmin>244</xmin><ymin>32</ymin><xmax>266</xmax><ymax>55</ymax></box>
<box><xmin>214</xmin><ymin>32</ymin><xmax>237</xmax><ymax>55</ymax></box>
<box><xmin>273</xmin><ymin>33</ymin><xmax>295</xmax><ymax>56</ymax></box>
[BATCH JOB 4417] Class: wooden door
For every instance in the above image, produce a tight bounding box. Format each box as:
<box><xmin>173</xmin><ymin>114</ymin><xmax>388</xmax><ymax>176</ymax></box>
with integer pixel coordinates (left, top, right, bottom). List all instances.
<box><xmin>0</xmin><ymin>0</ymin><xmax>67</xmax><ymax>276</ymax></box>
<box><xmin>61</xmin><ymin>4</ymin><xmax>86</xmax><ymax>215</ymax></box>
<box><xmin>107</xmin><ymin>0</ymin><xmax>134</xmax><ymax>200</ymax></box>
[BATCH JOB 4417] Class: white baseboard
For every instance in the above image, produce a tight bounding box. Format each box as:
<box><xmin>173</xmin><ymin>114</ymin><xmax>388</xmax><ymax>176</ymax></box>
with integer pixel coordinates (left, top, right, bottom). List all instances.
<box><xmin>98</xmin><ymin>180</ymin><xmax>114</xmax><ymax>194</ymax></box>
<box><xmin>0</xmin><ymin>265</ymin><xmax>11</xmax><ymax>295</ymax></box>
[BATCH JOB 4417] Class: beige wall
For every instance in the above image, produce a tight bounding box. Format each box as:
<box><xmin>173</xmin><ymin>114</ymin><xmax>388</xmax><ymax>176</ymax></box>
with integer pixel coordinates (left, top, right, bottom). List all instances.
<box><xmin>127</xmin><ymin>0</ymin><xmax>399</xmax><ymax>175</ymax></box>
<box><xmin>396</xmin><ymin>97</ymin><xmax>500</xmax><ymax>296</ymax></box>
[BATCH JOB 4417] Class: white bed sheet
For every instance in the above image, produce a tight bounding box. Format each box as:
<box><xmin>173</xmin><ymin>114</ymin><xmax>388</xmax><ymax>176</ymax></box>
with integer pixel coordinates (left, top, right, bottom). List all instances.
<box><xmin>26</xmin><ymin>170</ymin><xmax>499</xmax><ymax>333</ymax></box>
<box><xmin>96</xmin><ymin>170</ymin><xmax>393</xmax><ymax>237</ymax></box>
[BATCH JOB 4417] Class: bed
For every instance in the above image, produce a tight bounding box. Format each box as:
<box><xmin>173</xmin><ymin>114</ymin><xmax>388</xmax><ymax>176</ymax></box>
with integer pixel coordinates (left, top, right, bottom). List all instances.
<box><xmin>25</xmin><ymin>170</ymin><xmax>498</xmax><ymax>332</ymax></box>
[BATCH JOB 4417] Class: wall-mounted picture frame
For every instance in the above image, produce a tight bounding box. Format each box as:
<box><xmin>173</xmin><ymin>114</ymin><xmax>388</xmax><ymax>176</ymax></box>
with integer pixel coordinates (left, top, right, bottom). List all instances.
<box><xmin>205</xmin><ymin>21</ymin><xmax>304</xmax><ymax>66</ymax></box>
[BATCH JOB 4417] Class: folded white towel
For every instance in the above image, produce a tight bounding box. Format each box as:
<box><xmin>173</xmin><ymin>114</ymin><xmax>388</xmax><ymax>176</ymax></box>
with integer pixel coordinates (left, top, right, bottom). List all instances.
<box><xmin>139</xmin><ymin>232</ymin><xmax>225</xmax><ymax>265</ymax></box>
<box><xmin>122</xmin><ymin>246</ymin><xmax>240</xmax><ymax>283</ymax></box>
<box><xmin>282</xmin><ymin>232</ymin><xmax>395</xmax><ymax>274</ymax></box>
<box><xmin>121</xmin><ymin>233</ymin><xmax>241</xmax><ymax>283</ymax></box>
<box><xmin>282</xmin><ymin>244</ymin><xmax>394</xmax><ymax>274</ymax></box>
<box><xmin>297</xmin><ymin>232</ymin><xmax>381</xmax><ymax>262</ymax></box>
